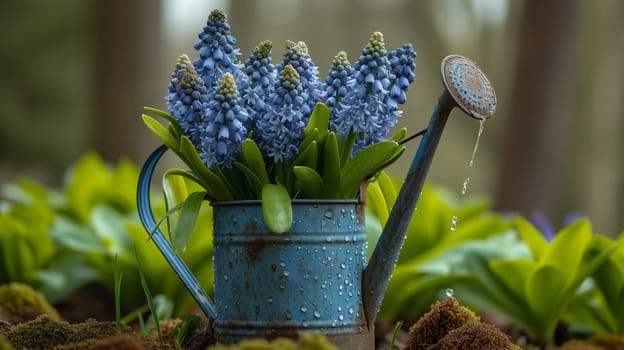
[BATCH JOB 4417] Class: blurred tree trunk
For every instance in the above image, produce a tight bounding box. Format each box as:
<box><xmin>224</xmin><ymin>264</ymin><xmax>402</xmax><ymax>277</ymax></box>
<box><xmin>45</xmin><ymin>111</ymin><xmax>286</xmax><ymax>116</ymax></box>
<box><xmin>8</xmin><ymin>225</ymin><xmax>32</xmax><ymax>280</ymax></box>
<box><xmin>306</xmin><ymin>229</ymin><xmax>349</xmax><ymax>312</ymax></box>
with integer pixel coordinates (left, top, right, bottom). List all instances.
<box><xmin>495</xmin><ymin>0</ymin><xmax>580</xmax><ymax>222</ymax></box>
<box><xmin>93</xmin><ymin>0</ymin><xmax>163</xmax><ymax>163</ymax></box>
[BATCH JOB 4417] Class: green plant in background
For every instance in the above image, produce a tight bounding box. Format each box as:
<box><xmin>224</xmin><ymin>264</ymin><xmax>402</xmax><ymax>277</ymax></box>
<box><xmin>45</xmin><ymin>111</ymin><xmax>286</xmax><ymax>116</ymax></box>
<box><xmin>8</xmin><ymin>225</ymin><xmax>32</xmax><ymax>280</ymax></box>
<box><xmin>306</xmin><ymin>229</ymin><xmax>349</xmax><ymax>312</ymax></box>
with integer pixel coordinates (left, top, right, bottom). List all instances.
<box><xmin>0</xmin><ymin>152</ymin><xmax>214</xmax><ymax>316</ymax></box>
<box><xmin>456</xmin><ymin>218</ymin><xmax>619</xmax><ymax>342</ymax></box>
<box><xmin>367</xmin><ymin>175</ymin><xmax>513</xmax><ymax>321</ymax></box>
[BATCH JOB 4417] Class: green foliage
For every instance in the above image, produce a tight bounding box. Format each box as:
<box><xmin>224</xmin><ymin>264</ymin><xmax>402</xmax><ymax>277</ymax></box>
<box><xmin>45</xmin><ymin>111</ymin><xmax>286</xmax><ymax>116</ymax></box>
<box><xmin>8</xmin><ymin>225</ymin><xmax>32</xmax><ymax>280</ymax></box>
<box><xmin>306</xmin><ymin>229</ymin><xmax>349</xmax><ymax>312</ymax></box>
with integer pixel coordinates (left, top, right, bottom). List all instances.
<box><xmin>0</xmin><ymin>152</ymin><xmax>214</xmax><ymax>316</ymax></box>
<box><xmin>143</xmin><ymin>103</ymin><xmax>404</xmax><ymax>237</ymax></box>
<box><xmin>456</xmin><ymin>218</ymin><xmax>619</xmax><ymax>341</ymax></box>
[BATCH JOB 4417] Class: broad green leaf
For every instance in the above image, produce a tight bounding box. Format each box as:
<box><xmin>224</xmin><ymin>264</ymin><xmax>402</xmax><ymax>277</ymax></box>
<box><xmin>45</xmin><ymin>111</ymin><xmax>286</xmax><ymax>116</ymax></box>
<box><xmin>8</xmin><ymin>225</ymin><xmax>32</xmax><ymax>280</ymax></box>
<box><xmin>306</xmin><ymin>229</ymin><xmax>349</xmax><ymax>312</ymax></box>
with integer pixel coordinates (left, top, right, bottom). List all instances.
<box><xmin>340</xmin><ymin>141</ymin><xmax>400</xmax><ymax>198</ymax></box>
<box><xmin>163</xmin><ymin>170</ymin><xmax>189</xmax><ymax>235</ymax></box>
<box><xmin>233</xmin><ymin>161</ymin><xmax>264</xmax><ymax>197</ymax></box>
<box><xmin>179</xmin><ymin>136</ymin><xmax>232</xmax><ymax>201</ymax></box>
<box><xmin>304</xmin><ymin>102</ymin><xmax>329</xmax><ymax>139</ymax></box>
<box><xmin>142</xmin><ymin>115</ymin><xmax>179</xmax><ymax>151</ymax></box>
<box><xmin>366</xmin><ymin>181</ymin><xmax>389</xmax><ymax>225</ymax></box>
<box><xmin>174</xmin><ymin>315</ymin><xmax>202</xmax><ymax>349</ymax></box>
<box><xmin>514</xmin><ymin>217</ymin><xmax>548</xmax><ymax>260</ymax></box>
<box><xmin>321</xmin><ymin>132</ymin><xmax>341</xmax><ymax>197</ymax></box>
<box><xmin>172</xmin><ymin>192</ymin><xmax>206</xmax><ymax>253</ymax></box>
<box><xmin>526</xmin><ymin>263</ymin><xmax>565</xmax><ymax>338</ymax></box>
<box><xmin>92</xmin><ymin>205</ymin><xmax>134</xmax><ymax>255</ymax></box>
<box><xmin>261</xmin><ymin>184</ymin><xmax>292</xmax><ymax>234</ymax></box>
<box><xmin>375</xmin><ymin>170</ymin><xmax>398</xmax><ymax>212</ymax></box>
<box><xmin>240</xmin><ymin>139</ymin><xmax>269</xmax><ymax>185</ymax></box>
<box><xmin>293</xmin><ymin>166</ymin><xmax>324</xmax><ymax>198</ymax></box>
<box><xmin>541</xmin><ymin>219</ymin><xmax>591</xmax><ymax>286</ymax></box>
<box><xmin>489</xmin><ymin>258</ymin><xmax>535</xmax><ymax>302</ymax></box>
<box><xmin>293</xmin><ymin>140</ymin><xmax>318</xmax><ymax>169</ymax></box>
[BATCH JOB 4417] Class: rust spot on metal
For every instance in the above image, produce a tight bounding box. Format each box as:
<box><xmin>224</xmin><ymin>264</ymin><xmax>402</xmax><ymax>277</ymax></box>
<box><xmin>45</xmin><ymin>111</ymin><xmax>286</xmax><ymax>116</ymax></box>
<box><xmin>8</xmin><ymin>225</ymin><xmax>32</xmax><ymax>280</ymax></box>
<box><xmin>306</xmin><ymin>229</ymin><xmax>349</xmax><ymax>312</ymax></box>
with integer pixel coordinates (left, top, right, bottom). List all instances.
<box><xmin>356</xmin><ymin>203</ymin><xmax>366</xmax><ymax>225</ymax></box>
<box><xmin>246</xmin><ymin>236</ymin><xmax>268</xmax><ymax>262</ymax></box>
<box><xmin>254</xmin><ymin>306</ymin><xmax>260</xmax><ymax>315</ymax></box>
<box><xmin>227</xmin><ymin>261</ymin><xmax>233</xmax><ymax>269</ymax></box>
<box><xmin>245</xmin><ymin>281</ymin><xmax>250</xmax><ymax>290</ymax></box>
<box><xmin>271</xmin><ymin>264</ymin><xmax>277</xmax><ymax>272</ymax></box>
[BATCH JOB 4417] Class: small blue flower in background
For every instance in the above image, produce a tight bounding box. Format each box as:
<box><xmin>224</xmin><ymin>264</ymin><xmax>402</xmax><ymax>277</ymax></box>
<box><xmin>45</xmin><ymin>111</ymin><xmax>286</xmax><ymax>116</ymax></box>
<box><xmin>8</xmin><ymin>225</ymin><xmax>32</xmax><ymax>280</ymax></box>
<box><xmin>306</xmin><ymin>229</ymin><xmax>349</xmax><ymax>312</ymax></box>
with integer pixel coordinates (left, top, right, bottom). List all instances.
<box><xmin>387</xmin><ymin>43</ymin><xmax>417</xmax><ymax>108</ymax></box>
<box><xmin>277</xmin><ymin>40</ymin><xmax>321</xmax><ymax>111</ymax></box>
<box><xmin>200</xmin><ymin>73</ymin><xmax>248</xmax><ymax>169</ymax></box>
<box><xmin>255</xmin><ymin>65</ymin><xmax>310</xmax><ymax>163</ymax></box>
<box><xmin>166</xmin><ymin>54</ymin><xmax>209</xmax><ymax>145</ymax></box>
<box><xmin>241</xmin><ymin>40</ymin><xmax>277</xmax><ymax>130</ymax></box>
<box><xmin>193</xmin><ymin>9</ymin><xmax>247</xmax><ymax>90</ymax></box>
<box><xmin>321</xmin><ymin>51</ymin><xmax>353</xmax><ymax>109</ymax></box>
<box><xmin>331</xmin><ymin>32</ymin><xmax>395</xmax><ymax>153</ymax></box>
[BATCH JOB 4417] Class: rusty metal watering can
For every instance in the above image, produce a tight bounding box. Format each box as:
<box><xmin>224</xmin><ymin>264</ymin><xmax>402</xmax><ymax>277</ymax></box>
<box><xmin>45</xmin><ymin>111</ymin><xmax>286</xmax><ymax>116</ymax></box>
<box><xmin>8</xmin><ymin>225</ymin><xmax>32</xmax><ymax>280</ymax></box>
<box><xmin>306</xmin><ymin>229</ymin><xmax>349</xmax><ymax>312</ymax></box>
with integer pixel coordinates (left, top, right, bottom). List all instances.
<box><xmin>137</xmin><ymin>55</ymin><xmax>496</xmax><ymax>349</ymax></box>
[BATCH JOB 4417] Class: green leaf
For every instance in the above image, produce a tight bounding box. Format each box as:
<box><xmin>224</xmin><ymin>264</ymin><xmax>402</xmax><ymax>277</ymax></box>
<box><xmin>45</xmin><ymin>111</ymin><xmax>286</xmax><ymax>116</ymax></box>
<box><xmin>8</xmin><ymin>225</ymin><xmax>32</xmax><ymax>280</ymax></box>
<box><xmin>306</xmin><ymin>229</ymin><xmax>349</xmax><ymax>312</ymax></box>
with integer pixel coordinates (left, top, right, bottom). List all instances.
<box><xmin>163</xmin><ymin>170</ymin><xmax>189</xmax><ymax>236</ymax></box>
<box><xmin>541</xmin><ymin>219</ymin><xmax>591</xmax><ymax>287</ymax></box>
<box><xmin>179</xmin><ymin>136</ymin><xmax>233</xmax><ymax>201</ymax></box>
<box><xmin>240</xmin><ymin>139</ymin><xmax>269</xmax><ymax>185</ymax></box>
<box><xmin>142</xmin><ymin>115</ymin><xmax>179</xmax><ymax>151</ymax></box>
<box><xmin>320</xmin><ymin>132</ymin><xmax>341</xmax><ymax>197</ymax></box>
<box><xmin>374</xmin><ymin>170</ymin><xmax>397</xmax><ymax>213</ymax></box>
<box><xmin>261</xmin><ymin>184</ymin><xmax>292</xmax><ymax>234</ymax></box>
<box><xmin>366</xmin><ymin>181</ymin><xmax>389</xmax><ymax>225</ymax></box>
<box><xmin>391</xmin><ymin>127</ymin><xmax>407</xmax><ymax>142</ymax></box>
<box><xmin>233</xmin><ymin>161</ymin><xmax>264</xmax><ymax>197</ymax></box>
<box><xmin>172</xmin><ymin>192</ymin><xmax>206</xmax><ymax>253</ymax></box>
<box><xmin>526</xmin><ymin>264</ymin><xmax>565</xmax><ymax>338</ymax></box>
<box><xmin>304</xmin><ymin>102</ymin><xmax>329</xmax><ymax>139</ymax></box>
<box><xmin>174</xmin><ymin>315</ymin><xmax>202</xmax><ymax>349</ymax></box>
<box><xmin>339</xmin><ymin>141</ymin><xmax>400</xmax><ymax>198</ymax></box>
<box><xmin>489</xmin><ymin>258</ymin><xmax>535</xmax><ymax>302</ymax></box>
<box><xmin>293</xmin><ymin>166</ymin><xmax>324</xmax><ymax>198</ymax></box>
<box><xmin>514</xmin><ymin>217</ymin><xmax>548</xmax><ymax>260</ymax></box>
<box><xmin>293</xmin><ymin>140</ymin><xmax>318</xmax><ymax>169</ymax></box>
<box><xmin>143</xmin><ymin>107</ymin><xmax>184</xmax><ymax>135</ymax></box>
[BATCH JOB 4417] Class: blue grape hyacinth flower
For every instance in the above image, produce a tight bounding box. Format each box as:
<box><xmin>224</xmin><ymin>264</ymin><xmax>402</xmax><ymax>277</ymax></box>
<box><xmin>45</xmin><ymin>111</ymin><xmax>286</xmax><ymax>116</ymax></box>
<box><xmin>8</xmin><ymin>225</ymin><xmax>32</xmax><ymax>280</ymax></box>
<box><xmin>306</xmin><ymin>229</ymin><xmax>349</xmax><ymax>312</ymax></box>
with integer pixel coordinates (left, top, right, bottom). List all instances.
<box><xmin>277</xmin><ymin>40</ymin><xmax>321</xmax><ymax>111</ymax></box>
<box><xmin>165</xmin><ymin>54</ymin><xmax>209</xmax><ymax>145</ymax></box>
<box><xmin>387</xmin><ymin>43</ymin><xmax>417</xmax><ymax>109</ymax></box>
<box><xmin>241</xmin><ymin>40</ymin><xmax>277</xmax><ymax>130</ymax></box>
<box><xmin>331</xmin><ymin>32</ymin><xmax>397</xmax><ymax>153</ymax></box>
<box><xmin>321</xmin><ymin>51</ymin><xmax>353</xmax><ymax>109</ymax></box>
<box><xmin>200</xmin><ymin>72</ymin><xmax>248</xmax><ymax>169</ymax></box>
<box><xmin>255</xmin><ymin>65</ymin><xmax>310</xmax><ymax>163</ymax></box>
<box><xmin>193</xmin><ymin>9</ymin><xmax>246</xmax><ymax>90</ymax></box>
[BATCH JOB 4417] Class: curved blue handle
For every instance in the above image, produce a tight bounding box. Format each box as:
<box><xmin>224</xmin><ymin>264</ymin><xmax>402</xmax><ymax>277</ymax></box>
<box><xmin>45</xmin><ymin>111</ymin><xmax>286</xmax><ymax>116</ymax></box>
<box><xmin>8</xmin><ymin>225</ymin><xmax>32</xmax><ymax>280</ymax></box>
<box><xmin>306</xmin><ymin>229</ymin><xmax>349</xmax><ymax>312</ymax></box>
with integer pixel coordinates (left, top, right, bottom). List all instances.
<box><xmin>137</xmin><ymin>145</ymin><xmax>217</xmax><ymax>319</ymax></box>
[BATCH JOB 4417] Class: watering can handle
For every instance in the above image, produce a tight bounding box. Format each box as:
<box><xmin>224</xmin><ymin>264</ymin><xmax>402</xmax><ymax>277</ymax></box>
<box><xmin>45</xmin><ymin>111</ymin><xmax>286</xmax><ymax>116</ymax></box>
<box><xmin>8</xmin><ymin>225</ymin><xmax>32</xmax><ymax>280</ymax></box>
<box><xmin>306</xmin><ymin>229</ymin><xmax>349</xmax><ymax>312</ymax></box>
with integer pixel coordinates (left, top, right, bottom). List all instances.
<box><xmin>136</xmin><ymin>145</ymin><xmax>217</xmax><ymax>319</ymax></box>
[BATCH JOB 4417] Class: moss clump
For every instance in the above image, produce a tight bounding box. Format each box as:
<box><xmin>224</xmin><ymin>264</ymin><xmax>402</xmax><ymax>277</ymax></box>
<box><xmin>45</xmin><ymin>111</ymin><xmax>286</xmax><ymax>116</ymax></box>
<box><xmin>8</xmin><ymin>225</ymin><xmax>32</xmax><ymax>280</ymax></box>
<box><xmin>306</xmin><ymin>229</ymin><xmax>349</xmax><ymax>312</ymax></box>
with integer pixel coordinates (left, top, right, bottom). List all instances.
<box><xmin>6</xmin><ymin>315</ymin><xmax>72</xmax><ymax>349</ymax></box>
<box><xmin>0</xmin><ymin>283</ymin><xmax>60</xmax><ymax>323</ymax></box>
<box><xmin>589</xmin><ymin>335</ymin><xmax>624</xmax><ymax>350</ymax></box>
<box><xmin>404</xmin><ymin>297</ymin><xmax>479</xmax><ymax>350</ymax></box>
<box><xmin>557</xmin><ymin>340</ymin><xmax>603</xmax><ymax>349</ymax></box>
<box><xmin>206</xmin><ymin>332</ymin><xmax>337</xmax><ymax>350</ymax></box>
<box><xmin>428</xmin><ymin>321</ymin><xmax>519</xmax><ymax>350</ymax></box>
<box><xmin>149</xmin><ymin>318</ymin><xmax>182</xmax><ymax>348</ymax></box>
<box><xmin>56</xmin><ymin>333</ymin><xmax>150</xmax><ymax>350</ymax></box>
<box><xmin>70</xmin><ymin>318</ymin><xmax>120</xmax><ymax>344</ymax></box>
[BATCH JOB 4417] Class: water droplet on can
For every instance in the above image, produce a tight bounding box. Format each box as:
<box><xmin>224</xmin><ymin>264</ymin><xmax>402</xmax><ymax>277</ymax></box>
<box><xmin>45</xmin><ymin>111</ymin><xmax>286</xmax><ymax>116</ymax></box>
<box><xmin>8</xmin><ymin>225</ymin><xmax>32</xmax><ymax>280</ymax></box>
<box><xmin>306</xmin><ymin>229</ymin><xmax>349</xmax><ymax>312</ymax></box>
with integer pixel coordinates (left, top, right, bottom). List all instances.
<box><xmin>313</xmin><ymin>310</ymin><xmax>321</xmax><ymax>318</ymax></box>
<box><xmin>300</xmin><ymin>306</ymin><xmax>307</xmax><ymax>313</ymax></box>
<box><xmin>445</xmin><ymin>288</ymin><xmax>455</xmax><ymax>298</ymax></box>
<box><xmin>324</xmin><ymin>210</ymin><xmax>334</xmax><ymax>219</ymax></box>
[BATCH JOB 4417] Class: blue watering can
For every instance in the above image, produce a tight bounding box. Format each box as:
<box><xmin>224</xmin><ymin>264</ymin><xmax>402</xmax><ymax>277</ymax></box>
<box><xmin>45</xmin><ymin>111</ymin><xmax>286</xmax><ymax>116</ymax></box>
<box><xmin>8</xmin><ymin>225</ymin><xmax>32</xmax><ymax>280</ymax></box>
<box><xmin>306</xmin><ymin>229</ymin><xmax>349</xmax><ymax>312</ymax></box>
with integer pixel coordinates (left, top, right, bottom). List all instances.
<box><xmin>137</xmin><ymin>55</ymin><xmax>496</xmax><ymax>349</ymax></box>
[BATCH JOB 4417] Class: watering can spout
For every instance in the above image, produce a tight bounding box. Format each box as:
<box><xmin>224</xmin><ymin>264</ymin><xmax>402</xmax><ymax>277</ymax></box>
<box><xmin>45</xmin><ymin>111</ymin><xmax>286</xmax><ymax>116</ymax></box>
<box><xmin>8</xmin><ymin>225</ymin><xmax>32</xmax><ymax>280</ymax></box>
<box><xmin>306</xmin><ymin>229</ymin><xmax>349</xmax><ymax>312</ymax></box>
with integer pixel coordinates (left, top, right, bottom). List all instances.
<box><xmin>362</xmin><ymin>55</ymin><xmax>496</xmax><ymax>324</ymax></box>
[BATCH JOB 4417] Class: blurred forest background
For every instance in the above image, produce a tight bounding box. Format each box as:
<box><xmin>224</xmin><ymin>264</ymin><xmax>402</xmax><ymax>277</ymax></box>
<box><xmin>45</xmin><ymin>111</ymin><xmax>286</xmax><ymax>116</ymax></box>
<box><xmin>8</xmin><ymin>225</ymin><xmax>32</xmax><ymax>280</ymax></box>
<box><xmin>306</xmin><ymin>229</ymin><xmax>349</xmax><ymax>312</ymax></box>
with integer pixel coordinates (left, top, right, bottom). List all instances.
<box><xmin>1</xmin><ymin>0</ymin><xmax>623</xmax><ymax>235</ymax></box>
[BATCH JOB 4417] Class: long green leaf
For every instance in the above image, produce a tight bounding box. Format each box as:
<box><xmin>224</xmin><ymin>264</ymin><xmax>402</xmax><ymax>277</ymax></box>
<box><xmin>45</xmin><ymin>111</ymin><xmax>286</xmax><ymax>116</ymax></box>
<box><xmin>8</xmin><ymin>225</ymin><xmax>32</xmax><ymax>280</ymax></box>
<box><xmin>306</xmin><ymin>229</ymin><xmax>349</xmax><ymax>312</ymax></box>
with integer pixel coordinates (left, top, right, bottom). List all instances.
<box><xmin>179</xmin><ymin>136</ymin><xmax>232</xmax><ymax>201</ymax></box>
<box><xmin>304</xmin><ymin>102</ymin><xmax>329</xmax><ymax>139</ymax></box>
<box><xmin>143</xmin><ymin>107</ymin><xmax>184</xmax><ymax>135</ymax></box>
<box><xmin>293</xmin><ymin>166</ymin><xmax>324</xmax><ymax>198</ymax></box>
<box><xmin>172</xmin><ymin>192</ymin><xmax>206</xmax><ymax>253</ymax></box>
<box><xmin>526</xmin><ymin>264</ymin><xmax>565</xmax><ymax>338</ymax></box>
<box><xmin>293</xmin><ymin>140</ymin><xmax>318</xmax><ymax>169</ymax></box>
<box><xmin>142</xmin><ymin>115</ymin><xmax>179</xmax><ymax>151</ymax></box>
<box><xmin>321</xmin><ymin>132</ymin><xmax>341</xmax><ymax>197</ymax></box>
<box><xmin>234</xmin><ymin>161</ymin><xmax>264</xmax><ymax>197</ymax></box>
<box><xmin>366</xmin><ymin>182</ymin><xmax>389</xmax><ymax>225</ymax></box>
<box><xmin>163</xmin><ymin>170</ymin><xmax>189</xmax><ymax>236</ymax></box>
<box><xmin>339</xmin><ymin>141</ymin><xmax>399</xmax><ymax>198</ymax></box>
<box><xmin>261</xmin><ymin>184</ymin><xmax>292</xmax><ymax>234</ymax></box>
<box><xmin>240</xmin><ymin>139</ymin><xmax>269</xmax><ymax>185</ymax></box>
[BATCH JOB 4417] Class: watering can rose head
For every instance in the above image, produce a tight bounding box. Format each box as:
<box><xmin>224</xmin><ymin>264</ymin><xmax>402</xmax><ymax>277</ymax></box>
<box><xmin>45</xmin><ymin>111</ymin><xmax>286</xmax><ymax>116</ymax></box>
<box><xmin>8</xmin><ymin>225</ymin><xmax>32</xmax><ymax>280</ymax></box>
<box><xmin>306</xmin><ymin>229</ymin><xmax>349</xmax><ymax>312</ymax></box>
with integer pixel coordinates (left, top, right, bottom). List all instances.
<box><xmin>142</xmin><ymin>9</ymin><xmax>416</xmax><ymax>234</ymax></box>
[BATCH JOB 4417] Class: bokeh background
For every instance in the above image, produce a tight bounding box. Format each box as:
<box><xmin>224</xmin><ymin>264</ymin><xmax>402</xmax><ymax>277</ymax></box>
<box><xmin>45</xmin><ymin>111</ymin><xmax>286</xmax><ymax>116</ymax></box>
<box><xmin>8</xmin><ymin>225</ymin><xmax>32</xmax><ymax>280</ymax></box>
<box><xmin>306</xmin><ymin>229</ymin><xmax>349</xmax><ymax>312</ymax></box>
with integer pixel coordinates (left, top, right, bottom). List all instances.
<box><xmin>1</xmin><ymin>0</ymin><xmax>623</xmax><ymax>235</ymax></box>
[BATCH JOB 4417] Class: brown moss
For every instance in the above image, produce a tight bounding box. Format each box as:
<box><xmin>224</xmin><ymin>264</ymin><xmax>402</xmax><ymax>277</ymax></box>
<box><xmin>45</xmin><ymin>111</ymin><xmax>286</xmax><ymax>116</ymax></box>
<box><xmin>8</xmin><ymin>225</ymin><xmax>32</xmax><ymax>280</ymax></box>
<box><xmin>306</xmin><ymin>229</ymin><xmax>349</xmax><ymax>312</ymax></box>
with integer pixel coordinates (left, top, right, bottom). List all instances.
<box><xmin>0</xmin><ymin>283</ymin><xmax>60</xmax><ymax>323</ymax></box>
<box><xmin>70</xmin><ymin>318</ymin><xmax>123</xmax><ymax>344</ymax></box>
<box><xmin>206</xmin><ymin>332</ymin><xmax>337</xmax><ymax>350</ymax></box>
<box><xmin>55</xmin><ymin>333</ymin><xmax>149</xmax><ymax>350</ymax></box>
<box><xmin>404</xmin><ymin>298</ymin><xmax>479</xmax><ymax>350</ymax></box>
<box><xmin>558</xmin><ymin>339</ymin><xmax>605</xmax><ymax>350</ymax></box>
<box><xmin>589</xmin><ymin>335</ymin><xmax>624</xmax><ymax>350</ymax></box>
<box><xmin>428</xmin><ymin>321</ymin><xmax>519</xmax><ymax>350</ymax></box>
<box><xmin>6</xmin><ymin>314</ymin><xmax>72</xmax><ymax>349</ymax></box>
<box><xmin>149</xmin><ymin>318</ymin><xmax>182</xmax><ymax>347</ymax></box>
